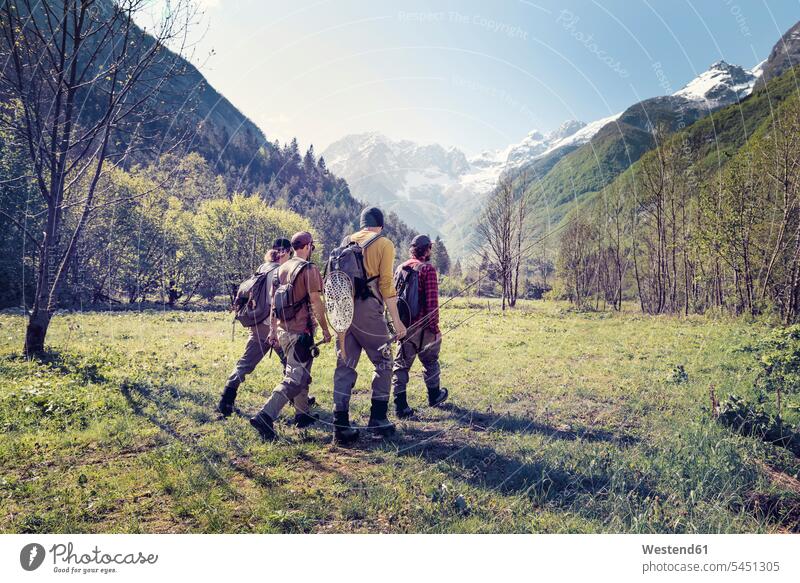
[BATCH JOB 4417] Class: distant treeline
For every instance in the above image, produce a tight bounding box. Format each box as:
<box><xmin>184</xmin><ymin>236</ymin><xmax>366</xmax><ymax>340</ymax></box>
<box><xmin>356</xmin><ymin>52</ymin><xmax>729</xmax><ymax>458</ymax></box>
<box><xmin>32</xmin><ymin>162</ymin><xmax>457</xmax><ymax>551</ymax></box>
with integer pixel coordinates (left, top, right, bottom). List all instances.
<box><xmin>0</xmin><ymin>146</ymin><xmax>419</xmax><ymax>309</ymax></box>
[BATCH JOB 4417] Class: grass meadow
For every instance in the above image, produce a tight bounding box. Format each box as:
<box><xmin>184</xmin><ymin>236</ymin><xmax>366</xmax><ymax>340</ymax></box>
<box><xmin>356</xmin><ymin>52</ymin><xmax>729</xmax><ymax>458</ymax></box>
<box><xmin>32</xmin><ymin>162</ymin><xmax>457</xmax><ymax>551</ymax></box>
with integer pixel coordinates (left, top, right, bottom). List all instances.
<box><xmin>1</xmin><ymin>300</ymin><xmax>799</xmax><ymax>533</ymax></box>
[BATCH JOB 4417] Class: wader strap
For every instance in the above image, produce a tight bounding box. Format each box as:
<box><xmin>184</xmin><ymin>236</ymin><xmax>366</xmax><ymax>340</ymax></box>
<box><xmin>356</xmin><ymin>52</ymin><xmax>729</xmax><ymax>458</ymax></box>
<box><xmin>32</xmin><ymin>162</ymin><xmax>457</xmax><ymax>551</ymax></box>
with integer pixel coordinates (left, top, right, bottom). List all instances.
<box><xmin>287</xmin><ymin>259</ymin><xmax>311</xmax><ymax>317</ymax></box>
<box><xmin>362</xmin><ymin>232</ymin><xmax>384</xmax><ymax>249</ymax></box>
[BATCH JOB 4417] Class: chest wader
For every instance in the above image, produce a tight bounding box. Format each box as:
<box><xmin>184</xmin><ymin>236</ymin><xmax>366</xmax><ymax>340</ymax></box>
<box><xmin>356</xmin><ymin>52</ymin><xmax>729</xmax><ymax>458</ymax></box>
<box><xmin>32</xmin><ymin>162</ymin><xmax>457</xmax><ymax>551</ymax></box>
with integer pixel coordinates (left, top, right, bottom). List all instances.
<box><xmin>249</xmin><ymin>267</ymin><xmax>321</xmax><ymax>440</ymax></box>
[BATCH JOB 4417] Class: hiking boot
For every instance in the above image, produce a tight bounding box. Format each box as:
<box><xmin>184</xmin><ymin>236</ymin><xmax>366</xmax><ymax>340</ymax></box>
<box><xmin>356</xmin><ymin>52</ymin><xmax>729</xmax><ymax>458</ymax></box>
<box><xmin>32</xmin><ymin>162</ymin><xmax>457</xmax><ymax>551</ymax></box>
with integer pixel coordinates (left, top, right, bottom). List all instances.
<box><xmin>333</xmin><ymin>411</ymin><xmax>359</xmax><ymax>445</ymax></box>
<box><xmin>428</xmin><ymin>387</ymin><xmax>449</xmax><ymax>407</ymax></box>
<box><xmin>217</xmin><ymin>386</ymin><xmax>237</xmax><ymax>418</ymax></box>
<box><xmin>249</xmin><ymin>412</ymin><xmax>277</xmax><ymax>441</ymax></box>
<box><xmin>396</xmin><ymin>404</ymin><xmax>415</xmax><ymax>419</ymax></box>
<box><xmin>368</xmin><ymin>400</ymin><xmax>396</xmax><ymax>437</ymax></box>
<box><xmin>294</xmin><ymin>412</ymin><xmax>318</xmax><ymax>429</ymax></box>
<box><xmin>394</xmin><ymin>391</ymin><xmax>415</xmax><ymax>419</ymax></box>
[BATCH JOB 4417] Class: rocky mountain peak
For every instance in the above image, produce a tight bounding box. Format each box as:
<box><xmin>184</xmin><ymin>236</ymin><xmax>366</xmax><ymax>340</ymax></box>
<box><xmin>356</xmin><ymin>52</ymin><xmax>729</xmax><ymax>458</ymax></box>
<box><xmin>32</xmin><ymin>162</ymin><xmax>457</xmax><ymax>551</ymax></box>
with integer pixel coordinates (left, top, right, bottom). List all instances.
<box><xmin>673</xmin><ymin>60</ymin><xmax>757</xmax><ymax>104</ymax></box>
<box><xmin>549</xmin><ymin>120</ymin><xmax>586</xmax><ymax>141</ymax></box>
<box><xmin>755</xmin><ymin>20</ymin><xmax>800</xmax><ymax>89</ymax></box>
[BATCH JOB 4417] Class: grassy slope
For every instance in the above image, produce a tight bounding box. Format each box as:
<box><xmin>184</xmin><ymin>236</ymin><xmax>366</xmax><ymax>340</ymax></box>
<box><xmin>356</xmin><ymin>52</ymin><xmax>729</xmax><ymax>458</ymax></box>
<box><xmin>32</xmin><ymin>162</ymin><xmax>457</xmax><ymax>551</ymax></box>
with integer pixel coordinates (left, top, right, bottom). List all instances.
<box><xmin>1</xmin><ymin>302</ymin><xmax>798</xmax><ymax>533</ymax></box>
<box><xmin>523</xmin><ymin>122</ymin><xmax>654</xmax><ymax>230</ymax></box>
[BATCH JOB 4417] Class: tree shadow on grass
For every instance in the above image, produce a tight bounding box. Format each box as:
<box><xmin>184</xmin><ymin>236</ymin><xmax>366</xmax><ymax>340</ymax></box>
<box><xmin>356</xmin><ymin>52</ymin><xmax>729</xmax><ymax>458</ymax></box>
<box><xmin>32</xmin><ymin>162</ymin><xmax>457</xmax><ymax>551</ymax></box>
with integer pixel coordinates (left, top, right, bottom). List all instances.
<box><xmin>5</xmin><ymin>349</ymin><xmax>107</xmax><ymax>383</ymax></box>
<box><xmin>121</xmin><ymin>378</ymin><xmax>216</xmax><ymax>423</ymax></box>
<box><xmin>119</xmin><ymin>377</ymin><xmax>654</xmax><ymax>528</ymax></box>
<box><xmin>443</xmin><ymin>403</ymin><xmax>638</xmax><ymax>446</ymax></box>
<box><xmin>120</xmin><ymin>379</ymin><xmax>277</xmax><ymax>494</ymax></box>
<box><xmin>384</xmin><ymin>425</ymin><xmax>657</xmax><ymax>513</ymax></box>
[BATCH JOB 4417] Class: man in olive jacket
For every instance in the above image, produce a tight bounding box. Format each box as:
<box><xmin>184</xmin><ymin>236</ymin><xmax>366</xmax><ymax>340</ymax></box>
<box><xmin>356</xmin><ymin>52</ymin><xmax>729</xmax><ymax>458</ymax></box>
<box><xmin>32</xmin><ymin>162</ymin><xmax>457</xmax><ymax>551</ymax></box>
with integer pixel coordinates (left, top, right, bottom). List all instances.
<box><xmin>217</xmin><ymin>238</ymin><xmax>291</xmax><ymax>418</ymax></box>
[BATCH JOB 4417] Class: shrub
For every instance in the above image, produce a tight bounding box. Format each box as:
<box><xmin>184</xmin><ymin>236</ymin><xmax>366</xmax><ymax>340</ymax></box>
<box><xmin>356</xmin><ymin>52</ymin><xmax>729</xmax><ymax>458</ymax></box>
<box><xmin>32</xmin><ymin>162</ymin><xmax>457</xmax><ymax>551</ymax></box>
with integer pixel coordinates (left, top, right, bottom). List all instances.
<box><xmin>755</xmin><ymin>325</ymin><xmax>800</xmax><ymax>420</ymax></box>
<box><xmin>717</xmin><ymin>394</ymin><xmax>800</xmax><ymax>456</ymax></box>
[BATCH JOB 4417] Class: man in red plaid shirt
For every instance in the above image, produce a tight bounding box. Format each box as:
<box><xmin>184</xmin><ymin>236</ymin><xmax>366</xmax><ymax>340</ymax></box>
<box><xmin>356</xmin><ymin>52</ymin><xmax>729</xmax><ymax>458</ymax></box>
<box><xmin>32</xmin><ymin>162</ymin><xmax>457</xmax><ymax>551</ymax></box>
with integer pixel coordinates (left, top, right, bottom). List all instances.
<box><xmin>391</xmin><ymin>234</ymin><xmax>449</xmax><ymax>418</ymax></box>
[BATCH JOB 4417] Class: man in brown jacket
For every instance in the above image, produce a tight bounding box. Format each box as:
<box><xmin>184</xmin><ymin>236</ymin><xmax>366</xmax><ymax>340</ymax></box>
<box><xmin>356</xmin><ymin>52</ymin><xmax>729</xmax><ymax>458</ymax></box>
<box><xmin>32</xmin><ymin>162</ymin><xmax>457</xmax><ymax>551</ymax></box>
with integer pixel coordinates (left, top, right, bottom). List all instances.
<box><xmin>250</xmin><ymin>232</ymin><xmax>332</xmax><ymax>441</ymax></box>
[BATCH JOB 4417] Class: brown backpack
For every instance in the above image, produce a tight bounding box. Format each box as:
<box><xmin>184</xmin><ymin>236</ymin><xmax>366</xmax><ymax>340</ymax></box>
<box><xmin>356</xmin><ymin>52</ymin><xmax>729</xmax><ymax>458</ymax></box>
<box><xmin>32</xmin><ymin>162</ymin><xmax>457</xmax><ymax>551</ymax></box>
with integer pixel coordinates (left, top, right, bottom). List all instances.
<box><xmin>272</xmin><ymin>260</ymin><xmax>310</xmax><ymax>322</ymax></box>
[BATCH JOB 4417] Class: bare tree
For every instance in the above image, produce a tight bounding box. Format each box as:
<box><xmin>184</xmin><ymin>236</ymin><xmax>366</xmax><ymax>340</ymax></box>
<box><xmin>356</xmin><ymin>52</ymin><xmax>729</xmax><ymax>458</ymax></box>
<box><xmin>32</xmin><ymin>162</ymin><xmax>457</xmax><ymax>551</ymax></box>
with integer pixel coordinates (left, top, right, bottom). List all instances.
<box><xmin>557</xmin><ymin>214</ymin><xmax>596</xmax><ymax>307</ymax></box>
<box><xmin>0</xmin><ymin>0</ymin><xmax>195</xmax><ymax>354</ymax></box>
<box><xmin>598</xmin><ymin>179</ymin><xmax>630</xmax><ymax>310</ymax></box>
<box><xmin>475</xmin><ymin>172</ymin><xmax>535</xmax><ymax>310</ymax></box>
<box><xmin>476</xmin><ymin>175</ymin><xmax>513</xmax><ymax>309</ymax></box>
<box><xmin>510</xmin><ymin>172</ymin><xmax>533</xmax><ymax>307</ymax></box>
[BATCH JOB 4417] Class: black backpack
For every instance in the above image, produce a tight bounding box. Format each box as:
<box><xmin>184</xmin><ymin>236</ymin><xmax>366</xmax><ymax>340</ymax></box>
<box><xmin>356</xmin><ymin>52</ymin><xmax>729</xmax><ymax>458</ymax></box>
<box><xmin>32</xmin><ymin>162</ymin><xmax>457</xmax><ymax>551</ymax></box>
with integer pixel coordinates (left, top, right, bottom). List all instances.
<box><xmin>232</xmin><ymin>263</ymin><xmax>280</xmax><ymax>327</ymax></box>
<box><xmin>272</xmin><ymin>259</ymin><xmax>311</xmax><ymax>322</ymax></box>
<box><xmin>325</xmin><ymin>233</ymin><xmax>384</xmax><ymax>300</ymax></box>
<box><xmin>395</xmin><ymin>261</ymin><xmax>425</xmax><ymax>327</ymax></box>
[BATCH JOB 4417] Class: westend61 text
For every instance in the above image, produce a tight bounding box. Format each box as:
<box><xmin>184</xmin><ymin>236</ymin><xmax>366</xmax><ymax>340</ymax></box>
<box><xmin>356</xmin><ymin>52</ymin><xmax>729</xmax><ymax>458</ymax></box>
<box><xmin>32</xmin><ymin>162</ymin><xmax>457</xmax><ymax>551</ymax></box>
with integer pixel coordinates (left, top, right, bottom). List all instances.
<box><xmin>49</xmin><ymin>543</ymin><xmax>159</xmax><ymax>565</ymax></box>
<box><xmin>642</xmin><ymin>544</ymin><xmax>708</xmax><ymax>555</ymax></box>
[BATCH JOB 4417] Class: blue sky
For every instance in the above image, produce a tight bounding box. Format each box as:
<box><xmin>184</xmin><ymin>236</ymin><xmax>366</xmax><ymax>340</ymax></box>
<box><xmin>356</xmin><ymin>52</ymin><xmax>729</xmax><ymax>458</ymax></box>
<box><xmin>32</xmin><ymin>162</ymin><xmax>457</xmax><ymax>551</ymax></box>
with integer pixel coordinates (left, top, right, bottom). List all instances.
<box><xmin>155</xmin><ymin>0</ymin><xmax>798</xmax><ymax>155</ymax></box>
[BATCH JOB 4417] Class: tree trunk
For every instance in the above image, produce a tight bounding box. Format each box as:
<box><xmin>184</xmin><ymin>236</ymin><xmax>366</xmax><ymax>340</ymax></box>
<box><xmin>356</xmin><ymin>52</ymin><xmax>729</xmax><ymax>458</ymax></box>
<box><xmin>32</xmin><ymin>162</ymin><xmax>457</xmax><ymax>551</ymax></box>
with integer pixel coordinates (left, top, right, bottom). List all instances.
<box><xmin>24</xmin><ymin>309</ymin><xmax>51</xmax><ymax>356</ymax></box>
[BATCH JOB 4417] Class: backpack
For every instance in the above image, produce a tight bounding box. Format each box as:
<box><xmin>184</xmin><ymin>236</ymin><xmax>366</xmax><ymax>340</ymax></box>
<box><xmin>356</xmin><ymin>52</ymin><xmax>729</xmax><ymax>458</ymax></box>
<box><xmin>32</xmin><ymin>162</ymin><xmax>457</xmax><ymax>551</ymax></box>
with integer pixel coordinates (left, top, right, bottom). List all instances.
<box><xmin>395</xmin><ymin>261</ymin><xmax>425</xmax><ymax>327</ymax></box>
<box><xmin>232</xmin><ymin>263</ymin><xmax>280</xmax><ymax>328</ymax></box>
<box><xmin>325</xmin><ymin>233</ymin><xmax>384</xmax><ymax>300</ymax></box>
<box><xmin>272</xmin><ymin>259</ymin><xmax>311</xmax><ymax>322</ymax></box>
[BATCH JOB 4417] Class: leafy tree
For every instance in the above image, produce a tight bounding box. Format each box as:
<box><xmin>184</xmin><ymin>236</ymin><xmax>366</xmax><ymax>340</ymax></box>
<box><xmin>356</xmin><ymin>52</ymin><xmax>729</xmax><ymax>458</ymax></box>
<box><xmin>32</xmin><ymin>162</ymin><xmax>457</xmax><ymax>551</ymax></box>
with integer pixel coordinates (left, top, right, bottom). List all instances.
<box><xmin>557</xmin><ymin>215</ymin><xmax>598</xmax><ymax>307</ymax></box>
<box><xmin>303</xmin><ymin>145</ymin><xmax>316</xmax><ymax>174</ymax></box>
<box><xmin>187</xmin><ymin>195</ymin><xmax>316</xmax><ymax>301</ymax></box>
<box><xmin>0</xmin><ymin>124</ymin><xmax>41</xmax><ymax>308</ymax></box>
<box><xmin>432</xmin><ymin>236</ymin><xmax>451</xmax><ymax>275</ymax></box>
<box><xmin>64</xmin><ymin>167</ymin><xmax>169</xmax><ymax>305</ymax></box>
<box><xmin>756</xmin><ymin>325</ymin><xmax>800</xmax><ymax>420</ymax></box>
<box><xmin>145</xmin><ymin>153</ymin><xmax>228</xmax><ymax>210</ymax></box>
<box><xmin>451</xmin><ymin>259</ymin><xmax>462</xmax><ymax>279</ymax></box>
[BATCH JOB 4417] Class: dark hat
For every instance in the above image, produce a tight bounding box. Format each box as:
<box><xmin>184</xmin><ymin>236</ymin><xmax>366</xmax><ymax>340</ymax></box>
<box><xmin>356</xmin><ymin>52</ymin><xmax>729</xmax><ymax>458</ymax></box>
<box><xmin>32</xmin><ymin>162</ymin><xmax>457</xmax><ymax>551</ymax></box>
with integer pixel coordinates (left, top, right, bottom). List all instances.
<box><xmin>272</xmin><ymin>237</ymin><xmax>291</xmax><ymax>251</ymax></box>
<box><xmin>411</xmin><ymin>234</ymin><xmax>432</xmax><ymax>248</ymax></box>
<box><xmin>290</xmin><ymin>231</ymin><xmax>314</xmax><ymax>249</ymax></box>
<box><xmin>360</xmin><ymin>206</ymin><xmax>384</xmax><ymax>228</ymax></box>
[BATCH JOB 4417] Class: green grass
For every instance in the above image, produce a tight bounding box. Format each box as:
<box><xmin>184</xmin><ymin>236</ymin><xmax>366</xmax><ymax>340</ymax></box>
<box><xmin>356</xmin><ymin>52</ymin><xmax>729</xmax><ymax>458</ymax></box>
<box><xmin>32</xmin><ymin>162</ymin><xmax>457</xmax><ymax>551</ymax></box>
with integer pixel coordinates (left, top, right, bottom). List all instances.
<box><xmin>1</xmin><ymin>301</ymin><xmax>798</xmax><ymax>533</ymax></box>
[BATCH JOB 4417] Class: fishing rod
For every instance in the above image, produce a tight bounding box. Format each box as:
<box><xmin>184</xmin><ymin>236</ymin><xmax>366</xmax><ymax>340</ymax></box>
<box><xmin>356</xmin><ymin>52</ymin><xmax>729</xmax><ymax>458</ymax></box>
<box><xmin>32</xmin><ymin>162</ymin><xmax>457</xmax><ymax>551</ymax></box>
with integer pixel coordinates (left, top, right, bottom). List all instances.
<box><xmin>380</xmin><ymin>218</ymin><xmax>573</xmax><ymax>351</ymax></box>
<box><xmin>420</xmin><ymin>304</ymin><xmax>487</xmax><ymax>351</ymax></box>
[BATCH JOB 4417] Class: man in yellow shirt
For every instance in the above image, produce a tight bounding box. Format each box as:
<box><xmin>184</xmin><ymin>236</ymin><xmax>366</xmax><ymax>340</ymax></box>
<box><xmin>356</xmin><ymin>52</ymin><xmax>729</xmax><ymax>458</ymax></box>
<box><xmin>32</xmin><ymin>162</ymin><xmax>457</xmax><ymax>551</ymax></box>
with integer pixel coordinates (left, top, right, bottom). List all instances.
<box><xmin>332</xmin><ymin>207</ymin><xmax>407</xmax><ymax>444</ymax></box>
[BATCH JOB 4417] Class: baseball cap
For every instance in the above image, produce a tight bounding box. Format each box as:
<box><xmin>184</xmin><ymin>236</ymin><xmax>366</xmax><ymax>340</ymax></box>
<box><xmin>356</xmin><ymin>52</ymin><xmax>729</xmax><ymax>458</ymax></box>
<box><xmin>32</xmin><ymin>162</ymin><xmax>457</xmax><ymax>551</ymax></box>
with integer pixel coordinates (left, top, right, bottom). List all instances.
<box><xmin>290</xmin><ymin>231</ymin><xmax>314</xmax><ymax>249</ymax></box>
<box><xmin>411</xmin><ymin>234</ymin><xmax>432</xmax><ymax>248</ymax></box>
<box><xmin>272</xmin><ymin>238</ymin><xmax>291</xmax><ymax>251</ymax></box>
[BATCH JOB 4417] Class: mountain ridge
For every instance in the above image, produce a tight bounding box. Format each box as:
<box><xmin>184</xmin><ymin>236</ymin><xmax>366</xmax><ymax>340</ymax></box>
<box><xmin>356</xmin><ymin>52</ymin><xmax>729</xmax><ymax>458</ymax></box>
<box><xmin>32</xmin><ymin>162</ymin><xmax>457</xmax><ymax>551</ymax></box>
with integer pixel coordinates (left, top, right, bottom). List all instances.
<box><xmin>324</xmin><ymin>52</ymin><xmax>771</xmax><ymax>258</ymax></box>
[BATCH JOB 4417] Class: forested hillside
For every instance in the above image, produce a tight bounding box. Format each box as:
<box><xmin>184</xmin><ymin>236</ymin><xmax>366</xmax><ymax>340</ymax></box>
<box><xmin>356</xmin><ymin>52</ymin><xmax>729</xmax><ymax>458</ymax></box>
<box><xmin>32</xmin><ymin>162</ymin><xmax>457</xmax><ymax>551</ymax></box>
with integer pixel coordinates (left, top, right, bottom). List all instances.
<box><xmin>515</xmin><ymin>63</ymin><xmax>767</xmax><ymax>235</ymax></box>
<box><xmin>556</xmin><ymin>65</ymin><xmax>800</xmax><ymax>322</ymax></box>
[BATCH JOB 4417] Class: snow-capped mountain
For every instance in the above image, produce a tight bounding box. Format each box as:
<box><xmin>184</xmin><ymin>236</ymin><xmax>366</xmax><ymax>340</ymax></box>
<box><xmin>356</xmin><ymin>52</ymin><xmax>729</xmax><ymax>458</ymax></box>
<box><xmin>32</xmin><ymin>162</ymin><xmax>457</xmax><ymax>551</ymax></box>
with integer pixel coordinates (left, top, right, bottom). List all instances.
<box><xmin>673</xmin><ymin>60</ymin><xmax>764</xmax><ymax>106</ymax></box>
<box><xmin>504</xmin><ymin>120</ymin><xmax>585</xmax><ymax>168</ymax></box>
<box><xmin>324</xmin><ymin>56</ymin><xmax>770</xmax><ymax>259</ymax></box>
<box><xmin>322</xmin><ymin>133</ymin><xmax>471</xmax><ymax>237</ymax></box>
<box><xmin>323</xmin><ymin>118</ymin><xmax>614</xmax><ymax>250</ymax></box>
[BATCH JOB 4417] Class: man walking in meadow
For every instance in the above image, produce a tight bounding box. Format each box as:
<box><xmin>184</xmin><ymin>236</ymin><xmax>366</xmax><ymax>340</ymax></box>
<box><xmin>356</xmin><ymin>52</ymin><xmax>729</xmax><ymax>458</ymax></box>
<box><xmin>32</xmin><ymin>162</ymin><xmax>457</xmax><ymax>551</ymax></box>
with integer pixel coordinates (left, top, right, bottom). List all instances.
<box><xmin>330</xmin><ymin>207</ymin><xmax>407</xmax><ymax>444</ymax></box>
<box><xmin>392</xmin><ymin>235</ymin><xmax>448</xmax><ymax>418</ymax></box>
<box><xmin>217</xmin><ymin>238</ymin><xmax>292</xmax><ymax>418</ymax></box>
<box><xmin>249</xmin><ymin>231</ymin><xmax>332</xmax><ymax>440</ymax></box>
